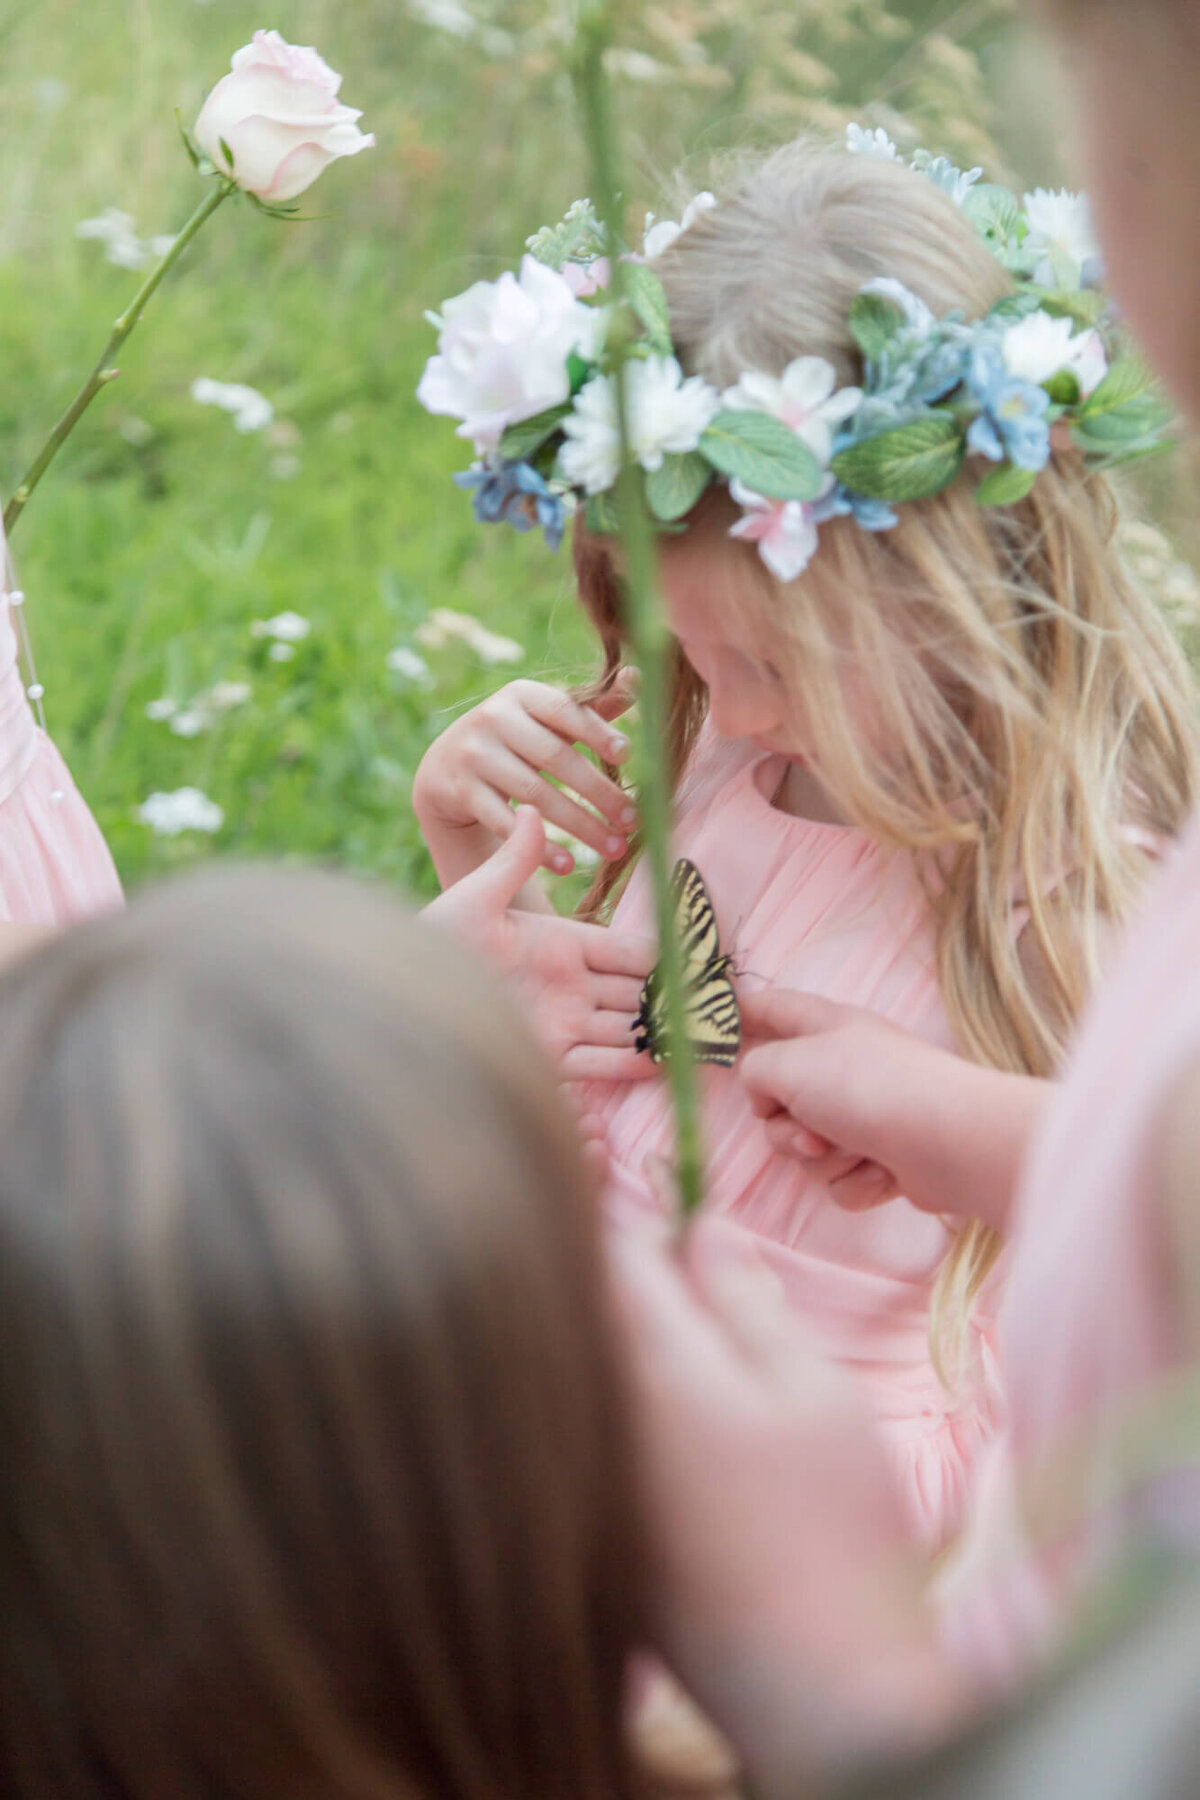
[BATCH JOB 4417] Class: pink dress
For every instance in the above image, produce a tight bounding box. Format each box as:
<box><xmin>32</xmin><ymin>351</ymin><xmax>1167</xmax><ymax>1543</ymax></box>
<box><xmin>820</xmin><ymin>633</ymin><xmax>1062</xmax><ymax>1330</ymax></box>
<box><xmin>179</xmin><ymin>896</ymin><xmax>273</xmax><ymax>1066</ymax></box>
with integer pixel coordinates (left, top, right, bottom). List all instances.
<box><xmin>943</xmin><ymin>810</ymin><xmax>1200</xmax><ymax>1681</ymax></box>
<box><xmin>0</xmin><ymin>542</ymin><xmax>122</xmax><ymax>923</ymax></box>
<box><xmin>589</xmin><ymin>734</ymin><xmax>1002</xmax><ymax>1548</ymax></box>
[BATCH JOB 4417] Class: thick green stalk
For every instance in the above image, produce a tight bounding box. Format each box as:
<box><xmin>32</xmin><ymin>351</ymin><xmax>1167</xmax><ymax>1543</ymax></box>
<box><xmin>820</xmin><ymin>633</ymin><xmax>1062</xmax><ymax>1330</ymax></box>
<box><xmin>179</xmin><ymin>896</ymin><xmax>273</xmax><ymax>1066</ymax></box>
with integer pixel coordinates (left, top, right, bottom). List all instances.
<box><xmin>4</xmin><ymin>180</ymin><xmax>235</xmax><ymax>537</ymax></box>
<box><xmin>573</xmin><ymin>3</ymin><xmax>705</xmax><ymax>1216</ymax></box>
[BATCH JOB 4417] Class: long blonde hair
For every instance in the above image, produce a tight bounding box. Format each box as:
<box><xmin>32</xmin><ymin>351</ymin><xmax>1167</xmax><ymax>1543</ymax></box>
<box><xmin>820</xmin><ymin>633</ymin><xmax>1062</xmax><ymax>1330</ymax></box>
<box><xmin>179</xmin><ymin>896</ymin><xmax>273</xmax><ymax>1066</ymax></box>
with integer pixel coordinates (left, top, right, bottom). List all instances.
<box><xmin>576</xmin><ymin>140</ymin><xmax>1200</xmax><ymax>1372</ymax></box>
<box><xmin>0</xmin><ymin>867</ymin><xmax>652</xmax><ymax>1800</ymax></box>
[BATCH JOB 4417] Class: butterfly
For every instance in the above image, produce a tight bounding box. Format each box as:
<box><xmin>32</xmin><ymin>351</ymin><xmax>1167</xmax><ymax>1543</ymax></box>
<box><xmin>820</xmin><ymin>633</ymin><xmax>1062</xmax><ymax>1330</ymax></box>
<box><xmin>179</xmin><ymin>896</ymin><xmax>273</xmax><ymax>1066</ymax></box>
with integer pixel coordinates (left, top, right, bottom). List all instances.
<box><xmin>633</xmin><ymin>859</ymin><xmax>741</xmax><ymax>1067</ymax></box>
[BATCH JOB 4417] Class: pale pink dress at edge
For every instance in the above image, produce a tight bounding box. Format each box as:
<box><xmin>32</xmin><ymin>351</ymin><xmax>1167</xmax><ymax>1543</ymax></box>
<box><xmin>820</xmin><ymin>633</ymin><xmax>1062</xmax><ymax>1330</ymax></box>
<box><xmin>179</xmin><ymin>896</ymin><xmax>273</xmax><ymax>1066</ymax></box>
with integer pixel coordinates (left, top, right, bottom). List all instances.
<box><xmin>0</xmin><ymin>541</ymin><xmax>122</xmax><ymax>922</ymax></box>
<box><xmin>941</xmin><ymin>809</ymin><xmax>1200</xmax><ymax>1684</ymax></box>
<box><xmin>587</xmin><ymin>731</ymin><xmax>1003</xmax><ymax>1549</ymax></box>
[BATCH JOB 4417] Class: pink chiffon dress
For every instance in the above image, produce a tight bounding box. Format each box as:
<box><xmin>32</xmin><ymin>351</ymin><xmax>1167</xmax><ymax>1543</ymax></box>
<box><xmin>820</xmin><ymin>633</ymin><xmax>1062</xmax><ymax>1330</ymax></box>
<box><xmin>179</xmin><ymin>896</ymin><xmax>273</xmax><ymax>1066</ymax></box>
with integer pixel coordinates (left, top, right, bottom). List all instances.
<box><xmin>943</xmin><ymin>810</ymin><xmax>1200</xmax><ymax>1682</ymax></box>
<box><xmin>0</xmin><ymin>539</ymin><xmax>122</xmax><ymax>923</ymax></box>
<box><xmin>587</xmin><ymin>731</ymin><xmax>1002</xmax><ymax>1549</ymax></box>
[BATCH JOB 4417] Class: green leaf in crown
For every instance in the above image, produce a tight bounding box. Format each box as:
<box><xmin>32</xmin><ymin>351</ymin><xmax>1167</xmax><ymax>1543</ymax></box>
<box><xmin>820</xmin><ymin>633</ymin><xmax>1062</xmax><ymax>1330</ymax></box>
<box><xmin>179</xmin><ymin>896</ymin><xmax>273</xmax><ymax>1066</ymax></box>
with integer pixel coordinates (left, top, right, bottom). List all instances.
<box><xmin>847</xmin><ymin>291</ymin><xmax>907</xmax><ymax>366</ymax></box>
<box><xmin>623</xmin><ymin>263</ymin><xmax>673</xmax><ymax>356</ymax></box>
<box><xmin>645</xmin><ymin>451</ymin><xmax>713</xmax><ymax>522</ymax></box>
<box><xmin>585</xmin><ymin>491</ymin><xmax>621</xmax><ymax>535</ymax></box>
<box><xmin>499</xmin><ymin>402</ymin><xmax>574</xmax><ymax>462</ymax></box>
<box><xmin>699</xmin><ymin>410</ymin><xmax>825</xmax><ymax>500</ymax></box>
<box><xmin>975</xmin><ymin>464</ymin><xmax>1038</xmax><ymax>507</ymax></box>
<box><xmin>831</xmin><ymin>414</ymin><xmax>965</xmax><ymax>503</ymax></box>
<box><xmin>1072</xmin><ymin>357</ymin><xmax>1175</xmax><ymax>456</ymax></box>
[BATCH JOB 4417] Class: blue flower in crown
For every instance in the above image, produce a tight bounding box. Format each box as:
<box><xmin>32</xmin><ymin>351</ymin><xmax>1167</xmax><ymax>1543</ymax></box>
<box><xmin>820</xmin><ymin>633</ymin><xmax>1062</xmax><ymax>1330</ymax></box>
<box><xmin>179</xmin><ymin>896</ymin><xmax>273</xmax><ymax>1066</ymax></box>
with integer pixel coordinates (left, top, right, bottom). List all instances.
<box><xmin>817</xmin><ymin>485</ymin><xmax>900</xmax><ymax>534</ymax></box>
<box><xmin>964</xmin><ymin>344</ymin><xmax>1052</xmax><ymax>471</ymax></box>
<box><xmin>454</xmin><ymin>458</ymin><xmax>569</xmax><ymax>551</ymax></box>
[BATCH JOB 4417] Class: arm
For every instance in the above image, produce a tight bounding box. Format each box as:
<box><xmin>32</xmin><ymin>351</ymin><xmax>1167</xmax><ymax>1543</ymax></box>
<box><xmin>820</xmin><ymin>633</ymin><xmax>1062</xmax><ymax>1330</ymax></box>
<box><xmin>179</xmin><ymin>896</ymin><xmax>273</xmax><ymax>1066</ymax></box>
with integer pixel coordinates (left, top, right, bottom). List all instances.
<box><xmin>412</xmin><ymin>673</ymin><xmax>638</xmax><ymax>912</ymax></box>
<box><xmin>423</xmin><ymin>806</ymin><xmax>657</xmax><ymax>1081</ymax></box>
<box><xmin>1155</xmin><ymin>1051</ymin><xmax>1200</xmax><ymax>1356</ymax></box>
<box><xmin>614</xmin><ymin>1214</ymin><xmax>976</xmax><ymax>1796</ymax></box>
<box><xmin>740</xmin><ymin>989</ymin><xmax>1050</xmax><ymax>1230</ymax></box>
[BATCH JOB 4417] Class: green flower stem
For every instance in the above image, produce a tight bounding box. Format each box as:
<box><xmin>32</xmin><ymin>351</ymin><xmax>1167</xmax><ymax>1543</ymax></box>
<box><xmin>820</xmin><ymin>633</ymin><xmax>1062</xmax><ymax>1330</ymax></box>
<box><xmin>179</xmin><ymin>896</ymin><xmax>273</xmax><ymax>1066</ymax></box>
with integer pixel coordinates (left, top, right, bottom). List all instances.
<box><xmin>4</xmin><ymin>179</ymin><xmax>235</xmax><ymax>538</ymax></box>
<box><xmin>573</xmin><ymin>2</ymin><xmax>704</xmax><ymax>1217</ymax></box>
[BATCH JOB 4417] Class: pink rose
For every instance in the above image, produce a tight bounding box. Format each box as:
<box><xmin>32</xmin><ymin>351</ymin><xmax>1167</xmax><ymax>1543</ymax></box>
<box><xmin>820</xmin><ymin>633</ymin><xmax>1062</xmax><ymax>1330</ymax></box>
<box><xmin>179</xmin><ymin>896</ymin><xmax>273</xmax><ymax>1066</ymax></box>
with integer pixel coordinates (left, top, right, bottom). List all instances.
<box><xmin>194</xmin><ymin>30</ymin><xmax>375</xmax><ymax>204</ymax></box>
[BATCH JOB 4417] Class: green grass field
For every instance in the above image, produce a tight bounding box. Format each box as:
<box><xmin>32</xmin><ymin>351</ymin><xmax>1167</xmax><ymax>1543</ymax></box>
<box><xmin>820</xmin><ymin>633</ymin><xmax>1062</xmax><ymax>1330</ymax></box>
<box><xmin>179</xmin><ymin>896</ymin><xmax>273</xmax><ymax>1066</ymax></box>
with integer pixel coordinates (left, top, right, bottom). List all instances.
<box><xmin>5</xmin><ymin>0</ymin><xmax>1171</xmax><ymax>907</ymax></box>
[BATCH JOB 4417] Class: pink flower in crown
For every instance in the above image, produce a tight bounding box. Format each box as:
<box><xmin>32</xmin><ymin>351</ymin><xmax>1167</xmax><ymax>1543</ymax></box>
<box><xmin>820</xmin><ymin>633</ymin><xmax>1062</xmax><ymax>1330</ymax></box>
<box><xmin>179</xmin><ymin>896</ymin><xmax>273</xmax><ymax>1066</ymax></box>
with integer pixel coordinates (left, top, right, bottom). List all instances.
<box><xmin>194</xmin><ymin>30</ymin><xmax>375</xmax><ymax>204</ymax></box>
<box><xmin>728</xmin><ymin>477</ymin><xmax>833</xmax><ymax>583</ymax></box>
<box><xmin>562</xmin><ymin>257</ymin><xmax>612</xmax><ymax>298</ymax></box>
<box><xmin>722</xmin><ymin>357</ymin><xmax>862</xmax><ymax>466</ymax></box>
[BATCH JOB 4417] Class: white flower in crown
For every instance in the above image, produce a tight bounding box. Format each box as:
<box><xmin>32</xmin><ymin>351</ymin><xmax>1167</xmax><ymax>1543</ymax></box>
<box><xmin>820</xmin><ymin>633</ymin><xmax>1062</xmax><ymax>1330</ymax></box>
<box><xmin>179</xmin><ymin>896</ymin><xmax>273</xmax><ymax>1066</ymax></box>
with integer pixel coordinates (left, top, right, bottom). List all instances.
<box><xmin>642</xmin><ymin>191</ymin><xmax>718</xmax><ymax>261</ymax></box>
<box><xmin>722</xmin><ymin>357</ymin><xmax>861</xmax><ymax>466</ymax></box>
<box><xmin>558</xmin><ymin>357</ymin><xmax>721</xmax><ymax>494</ymax></box>
<box><xmin>845</xmin><ymin>123</ymin><xmax>901</xmax><ymax>162</ymax></box>
<box><xmin>728</xmin><ymin>477</ymin><xmax>834</xmax><ymax>584</ymax></box>
<box><xmin>1001</xmin><ymin>309</ymin><xmax>1108</xmax><ymax>397</ymax></box>
<box><xmin>1022</xmin><ymin>189</ymin><xmax>1100</xmax><ymax>288</ymax></box>
<box><xmin>417</xmin><ymin>256</ymin><xmax>602</xmax><ymax>452</ymax></box>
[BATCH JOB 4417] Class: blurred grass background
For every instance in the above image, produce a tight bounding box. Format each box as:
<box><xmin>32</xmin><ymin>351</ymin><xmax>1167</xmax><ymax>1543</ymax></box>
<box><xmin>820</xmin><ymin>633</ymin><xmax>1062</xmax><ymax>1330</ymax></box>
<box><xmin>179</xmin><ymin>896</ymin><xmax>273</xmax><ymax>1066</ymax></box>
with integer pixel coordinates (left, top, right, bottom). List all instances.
<box><xmin>1</xmin><ymin>0</ymin><xmax>1186</xmax><ymax>902</ymax></box>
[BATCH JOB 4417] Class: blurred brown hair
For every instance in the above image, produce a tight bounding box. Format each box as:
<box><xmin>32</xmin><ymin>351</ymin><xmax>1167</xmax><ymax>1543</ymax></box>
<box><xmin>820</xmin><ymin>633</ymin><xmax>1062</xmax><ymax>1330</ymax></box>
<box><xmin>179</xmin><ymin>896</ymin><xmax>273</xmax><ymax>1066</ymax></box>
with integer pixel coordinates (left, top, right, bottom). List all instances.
<box><xmin>0</xmin><ymin>867</ymin><xmax>651</xmax><ymax>1800</ymax></box>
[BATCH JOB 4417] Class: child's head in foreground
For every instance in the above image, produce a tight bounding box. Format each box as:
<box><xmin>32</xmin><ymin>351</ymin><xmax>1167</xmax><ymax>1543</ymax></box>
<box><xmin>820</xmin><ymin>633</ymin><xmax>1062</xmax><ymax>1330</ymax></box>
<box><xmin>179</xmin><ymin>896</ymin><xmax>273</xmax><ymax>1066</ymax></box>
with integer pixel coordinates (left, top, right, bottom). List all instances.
<box><xmin>0</xmin><ymin>868</ymin><xmax>650</xmax><ymax>1800</ymax></box>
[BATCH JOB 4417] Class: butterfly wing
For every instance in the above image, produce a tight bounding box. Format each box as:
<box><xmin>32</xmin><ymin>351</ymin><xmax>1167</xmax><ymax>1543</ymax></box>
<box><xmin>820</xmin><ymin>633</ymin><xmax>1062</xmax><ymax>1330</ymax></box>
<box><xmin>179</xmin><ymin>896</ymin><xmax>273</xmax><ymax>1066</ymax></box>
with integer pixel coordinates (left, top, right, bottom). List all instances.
<box><xmin>634</xmin><ymin>859</ymin><xmax>741</xmax><ymax>1067</ymax></box>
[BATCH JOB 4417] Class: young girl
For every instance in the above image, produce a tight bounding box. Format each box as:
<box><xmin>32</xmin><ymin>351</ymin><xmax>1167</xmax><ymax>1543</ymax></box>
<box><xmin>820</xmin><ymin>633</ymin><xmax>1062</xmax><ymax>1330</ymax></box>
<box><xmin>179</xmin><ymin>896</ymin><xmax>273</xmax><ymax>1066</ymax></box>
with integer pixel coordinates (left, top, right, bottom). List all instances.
<box><xmin>0</xmin><ymin>863</ymin><xmax>662</xmax><ymax>1800</ymax></box>
<box><xmin>414</xmin><ymin>139</ymin><xmax>1200</xmax><ymax>1547</ymax></box>
<box><xmin>0</xmin><ymin>514</ymin><xmax>121</xmax><ymax>926</ymax></box>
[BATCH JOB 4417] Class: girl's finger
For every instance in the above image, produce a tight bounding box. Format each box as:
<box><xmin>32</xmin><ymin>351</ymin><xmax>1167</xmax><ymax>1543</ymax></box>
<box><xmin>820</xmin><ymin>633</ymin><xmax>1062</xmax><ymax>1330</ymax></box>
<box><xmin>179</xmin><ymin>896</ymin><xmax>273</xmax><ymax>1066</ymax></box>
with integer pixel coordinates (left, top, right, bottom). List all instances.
<box><xmin>762</xmin><ymin>1115</ymin><xmax>833</xmax><ymax>1159</ymax></box>
<box><xmin>505</xmin><ymin>712</ymin><xmax>636</xmax><ymax>830</ymax></box>
<box><xmin>521</xmin><ymin>682</ymin><xmax>633</xmax><ymax>768</ymax></box>
<box><xmin>589</xmin><ymin>665</ymin><xmax>640</xmax><ymax>724</ymax></box>
<box><xmin>580</xmin><ymin>926</ymin><xmax>657</xmax><ymax>981</ymax></box>
<box><xmin>561</xmin><ymin>1043</ymin><xmax>659</xmax><ymax>1082</ymax></box>
<box><xmin>482</xmin><ymin>748</ymin><xmax>629</xmax><ymax>862</ymax></box>
<box><xmin>589</xmin><ymin>972</ymin><xmax>647</xmax><ymax>1014</ymax></box>
<box><xmin>581</xmin><ymin>1009</ymin><xmax>644</xmax><ymax>1050</ymax></box>
<box><xmin>829</xmin><ymin>1161</ymin><xmax>900</xmax><ymax>1212</ymax></box>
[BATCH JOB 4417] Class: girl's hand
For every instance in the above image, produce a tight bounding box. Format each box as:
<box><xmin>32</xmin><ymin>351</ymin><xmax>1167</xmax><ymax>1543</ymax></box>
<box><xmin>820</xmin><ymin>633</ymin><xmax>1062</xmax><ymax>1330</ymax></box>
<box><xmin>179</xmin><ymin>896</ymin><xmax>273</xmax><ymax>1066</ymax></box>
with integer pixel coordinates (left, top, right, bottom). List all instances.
<box><xmin>424</xmin><ymin>807</ymin><xmax>656</xmax><ymax>1082</ymax></box>
<box><xmin>412</xmin><ymin>671</ymin><xmax>639</xmax><ymax>895</ymax></box>
<box><xmin>740</xmin><ymin>989</ymin><xmax>1047</xmax><ymax>1230</ymax></box>
<box><xmin>612</xmin><ymin>1209</ymin><xmax>966</xmax><ymax>1793</ymax></box>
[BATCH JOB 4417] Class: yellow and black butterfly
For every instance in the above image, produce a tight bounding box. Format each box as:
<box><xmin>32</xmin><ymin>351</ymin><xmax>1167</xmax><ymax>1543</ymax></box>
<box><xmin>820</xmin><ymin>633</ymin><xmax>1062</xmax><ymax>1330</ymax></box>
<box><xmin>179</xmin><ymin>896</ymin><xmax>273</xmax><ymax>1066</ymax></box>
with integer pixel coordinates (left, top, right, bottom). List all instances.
<box><xmin>633</xmin><ymin>859</ymin><xmax>741</xmax><ymax>1067</ymax></box>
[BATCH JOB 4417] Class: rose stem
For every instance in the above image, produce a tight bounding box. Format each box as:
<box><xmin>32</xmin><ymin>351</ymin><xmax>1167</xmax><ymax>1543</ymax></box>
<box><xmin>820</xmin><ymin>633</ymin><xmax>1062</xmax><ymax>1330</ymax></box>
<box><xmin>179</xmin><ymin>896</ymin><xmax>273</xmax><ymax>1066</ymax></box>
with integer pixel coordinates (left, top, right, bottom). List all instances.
<box><xmin>4</xmin><ymin>180</ymin><xmax>235</xmax><ymax>537</ymax></box>
<box><xmin>573</xmin><ymin>2</ymin><xmax>705</xmax><ymax>1219</ymax></box>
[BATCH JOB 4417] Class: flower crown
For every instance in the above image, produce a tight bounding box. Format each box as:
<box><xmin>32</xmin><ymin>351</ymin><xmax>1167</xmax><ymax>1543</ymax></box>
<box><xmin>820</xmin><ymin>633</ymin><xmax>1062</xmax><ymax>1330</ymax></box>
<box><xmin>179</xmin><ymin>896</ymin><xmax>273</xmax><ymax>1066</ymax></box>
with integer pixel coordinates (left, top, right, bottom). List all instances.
<box><xmin>417</xmin><ymin>126</ymin><xmax>1174</xmax><ymax>583</ymax></box>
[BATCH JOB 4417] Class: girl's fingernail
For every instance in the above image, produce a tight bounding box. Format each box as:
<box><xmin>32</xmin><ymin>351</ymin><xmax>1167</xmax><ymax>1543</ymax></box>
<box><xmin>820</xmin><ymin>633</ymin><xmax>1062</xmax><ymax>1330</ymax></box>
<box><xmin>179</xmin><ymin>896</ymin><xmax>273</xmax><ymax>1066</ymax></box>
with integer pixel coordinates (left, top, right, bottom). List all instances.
<box><xmin>605</xmin><ymin>835</ymin><xmax>625</xmax><ymax>858</ymax></box>
<box><xmin>608</xmin><ymin>734</ymin><xmax>629</xmax><ymax>757</ymax></box>
<box><xmin>553</xmin><ymin>852</ymin><xmax>572</xmax><ymax>872</ymax></box>
<box><xmin>620</xmin><ymin>803</ymin><xmax>638</xmax><ymax>827</ymax></box>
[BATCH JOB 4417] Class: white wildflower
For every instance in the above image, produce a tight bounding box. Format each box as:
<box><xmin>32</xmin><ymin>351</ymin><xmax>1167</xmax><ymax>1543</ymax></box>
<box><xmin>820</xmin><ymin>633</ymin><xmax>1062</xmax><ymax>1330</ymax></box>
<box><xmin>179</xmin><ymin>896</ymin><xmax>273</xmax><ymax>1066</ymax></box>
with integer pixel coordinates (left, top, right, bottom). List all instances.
<box><xmin>169</xmin><ymin>708</ymin><xmax>207</xmax><ymax>738</ymax></box>
<box><xmin>845</xmin><ymin>123</ymin><xmax>900</xmax><ymax>161</ymax></box>
<box><xmin>138</xmin><ymin>787</ymin><xmax>224</xmax><ymax>835</ymax></box>
<box><xmin>207</xmin><ymin>681</ymin><xmax>252</xmax><ymax>711</ymax></box>
<box><xmin>408</xmin><ymin>0</ymin><xmax>475</xmax><ymax>34</ymax></box>
<box><xmin>1022</xmin><ymin>189</ymin><xmax>1100</xmax><ymax>288</ymax></box>
<box><xmin>723</xmin><ymin>356</ymin><xmax>860</xmax><ymax>465</ymax></box>
<box><xmin>145</xmin><ymin>696</ymin><xmax>178</xmax><ymax>722</ymax></box>
<box><xmin>269</xmin><ymin>643</ymin><xmax>296</xmax><ymax>663</ymax></box>
<box><xmin>386</xmin><ymin>645</ymin><xmax>434</xmax><ymax>684</ymax></box>
<box><xmin>191</xmin><ymin>377</ymin><xmax>274</xmax><ymax>434</ymax></box>
<box><xmin>642</xmin><ymin>191</ymin><xmax>718</xmax><ymax>260</ymax></box>
<box><xmin>605</xmin><ymin>47</ymin><xmax>675</xmax><ymax>84</ymax></box>
<box><xmin>558</xmin><ymin>357</ymin><xmax>720</xmax><ymax>494</ymax></box>
<box><xmin>414</xmin><ymin>608</ymin><xmax>524</xmax><ymax>665</ymax></box>
<box><xmin>251</xmin><ymin>611</ymin><xmax>310</xmax><ymax>642</ymax></box>
<box><xmin>76</xmin><ymin>208</ymin><xmax>153</xmax><ymax>270</ymax></box>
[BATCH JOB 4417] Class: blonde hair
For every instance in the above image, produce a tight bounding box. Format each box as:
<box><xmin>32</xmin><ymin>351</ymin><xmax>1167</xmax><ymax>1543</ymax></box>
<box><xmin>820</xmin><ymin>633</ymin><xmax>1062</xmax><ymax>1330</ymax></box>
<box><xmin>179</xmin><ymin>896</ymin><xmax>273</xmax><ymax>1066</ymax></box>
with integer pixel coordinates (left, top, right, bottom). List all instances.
<box><xmin>576</xmin><ymin>140</ymin><xmax>1200</xmax><ymax>1377</ymax></box>
<box><xmin>0</xmin><ymin>867</ymin><xmax>653</xmax><ymax>1800</ymax></box>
